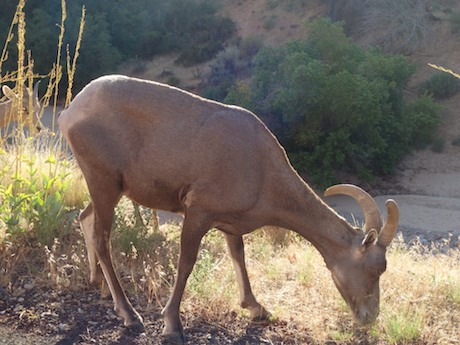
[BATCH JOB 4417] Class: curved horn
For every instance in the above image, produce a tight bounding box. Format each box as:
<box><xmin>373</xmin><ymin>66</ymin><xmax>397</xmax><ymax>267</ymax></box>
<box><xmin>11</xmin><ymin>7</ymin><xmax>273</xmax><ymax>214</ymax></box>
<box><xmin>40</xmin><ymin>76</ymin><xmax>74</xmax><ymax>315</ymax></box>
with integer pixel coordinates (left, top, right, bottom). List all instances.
<box><xmin>377</xmin><ymin>199</ymin><xmax>399</xmax><ymax>247</ymax></box>
<box><xmin>33</xmin><ymin>81</ymin><xmax>40</xmax><ymax>99</ymax></box>
<box><xmin>324</xmin><ymin>184</ymin><xmax>382</xmax><ymax>232</ymax></box>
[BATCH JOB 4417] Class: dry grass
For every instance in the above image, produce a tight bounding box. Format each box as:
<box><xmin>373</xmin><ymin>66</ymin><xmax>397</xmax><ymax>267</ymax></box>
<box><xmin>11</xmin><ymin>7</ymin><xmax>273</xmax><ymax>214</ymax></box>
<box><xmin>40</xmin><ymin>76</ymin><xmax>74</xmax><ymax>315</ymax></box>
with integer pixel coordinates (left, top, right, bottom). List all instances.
<box><xmin>1</xmin><ymin>223</ymin><xmax>458</xmax><ymax>344</ymax></box>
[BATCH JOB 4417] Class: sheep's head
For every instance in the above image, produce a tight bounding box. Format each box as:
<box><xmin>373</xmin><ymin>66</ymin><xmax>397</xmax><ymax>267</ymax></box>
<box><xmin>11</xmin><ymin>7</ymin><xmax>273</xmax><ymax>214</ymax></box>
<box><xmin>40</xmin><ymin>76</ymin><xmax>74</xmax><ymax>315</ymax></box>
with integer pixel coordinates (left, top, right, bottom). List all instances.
<box><xmin>325</xmin><ymin>185</ymin><xmax>399</xmax><ymax>325</ymax></box>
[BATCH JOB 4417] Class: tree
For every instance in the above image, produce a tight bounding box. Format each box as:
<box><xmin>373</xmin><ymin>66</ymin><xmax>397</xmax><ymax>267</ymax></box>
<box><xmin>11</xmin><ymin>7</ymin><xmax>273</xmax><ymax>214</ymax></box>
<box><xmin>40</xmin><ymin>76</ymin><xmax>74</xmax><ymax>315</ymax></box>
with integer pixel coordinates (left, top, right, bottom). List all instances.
<box><xmin>246</xmin><ymin>18</ymin><xmax>442</xmax><ymax>188</ymax></box>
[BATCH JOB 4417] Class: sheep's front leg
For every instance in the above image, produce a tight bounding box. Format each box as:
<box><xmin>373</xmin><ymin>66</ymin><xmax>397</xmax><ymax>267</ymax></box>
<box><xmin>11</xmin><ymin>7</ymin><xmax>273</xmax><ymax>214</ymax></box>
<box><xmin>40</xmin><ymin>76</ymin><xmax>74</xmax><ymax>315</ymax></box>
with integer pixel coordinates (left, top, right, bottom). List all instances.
<box><xmin>224</xmin><ymin>233</ymin><xmax>271</xmax><ymax>320</ymax></box>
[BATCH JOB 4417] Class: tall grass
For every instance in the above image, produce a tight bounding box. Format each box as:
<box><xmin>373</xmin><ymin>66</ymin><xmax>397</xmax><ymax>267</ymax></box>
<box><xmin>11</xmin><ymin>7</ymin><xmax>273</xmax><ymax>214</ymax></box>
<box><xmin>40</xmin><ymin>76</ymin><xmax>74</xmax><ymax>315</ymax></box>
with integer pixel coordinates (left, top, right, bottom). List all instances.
<box><xmin>0</xmin><ymin>1</ymin><xmax>86</xmax><ymax>247</ymax></box>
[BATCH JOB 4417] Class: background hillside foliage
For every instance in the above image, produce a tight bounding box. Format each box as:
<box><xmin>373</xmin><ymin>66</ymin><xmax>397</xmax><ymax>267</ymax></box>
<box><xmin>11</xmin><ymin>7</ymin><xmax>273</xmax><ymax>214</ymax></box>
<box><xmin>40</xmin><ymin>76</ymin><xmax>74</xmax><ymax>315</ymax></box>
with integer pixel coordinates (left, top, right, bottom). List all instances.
<box><xmin>0</xmin><ymin>0</ymin><xmax>445</xmax><ymax>188</ymax></box>
<box><xmin>0</xmin><ymin>0</ymin><xmax>236</xmax><ymax>91</ymax></box>
<box><xmin>224</xmin><ymin>18</ymin><xmax>442</xmax><ymax>187</ymax></box>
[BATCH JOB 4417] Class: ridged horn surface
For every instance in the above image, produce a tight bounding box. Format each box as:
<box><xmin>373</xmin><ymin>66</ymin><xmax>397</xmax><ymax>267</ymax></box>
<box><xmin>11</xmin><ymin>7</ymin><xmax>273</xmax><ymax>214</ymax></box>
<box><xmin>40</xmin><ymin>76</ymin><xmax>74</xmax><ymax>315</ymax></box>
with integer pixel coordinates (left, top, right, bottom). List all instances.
<box><xmin>377</xmin><ymin>199</ymin><xmax>399</xmax><ymax>248</ymax></box>
<box><xmin>324</xmin><ymin>184</ymin><xmax>382</xmax><ymax>232</ymax></box>
<box><xmin>33</xmin><ymin>81</ymin><xmax>40</xmax><ymax>99</ymax></box>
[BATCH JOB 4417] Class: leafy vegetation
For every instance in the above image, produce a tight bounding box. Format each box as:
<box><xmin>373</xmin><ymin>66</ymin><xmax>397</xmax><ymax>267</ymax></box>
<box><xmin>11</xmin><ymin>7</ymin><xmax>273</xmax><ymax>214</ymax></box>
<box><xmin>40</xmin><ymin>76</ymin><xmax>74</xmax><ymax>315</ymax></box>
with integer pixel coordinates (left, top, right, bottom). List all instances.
<box><xmin>1</xmin><ymin>0</ymin><xmax>85</xmax><ymax>247</ymax></box>
<box><xmin>0</xmin><ymin>0</ymin><xmax>236</xmax><ymax>91</ymax></box>
<box><xmin>225</xmin><ymin>18</ymin><xmax>442</xmax><ymax>188</ymax></box>
<box><xmin>421</xmin><ymin>71</ymin><xmax>460</xmax><ymax>99</ymax></box>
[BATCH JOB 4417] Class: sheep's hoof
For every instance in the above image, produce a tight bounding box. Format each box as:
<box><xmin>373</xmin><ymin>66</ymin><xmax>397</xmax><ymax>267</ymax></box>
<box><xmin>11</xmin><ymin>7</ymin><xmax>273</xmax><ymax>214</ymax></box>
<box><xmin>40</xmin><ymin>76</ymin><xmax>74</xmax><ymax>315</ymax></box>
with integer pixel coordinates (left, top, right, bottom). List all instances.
<box><xmin>127</xmin><ymin>320</ymin><xmax>145</xmax><ymax>333</ymax></box>
<box><xmin>162</xmin><ymin>333</ymin><xmax>186</xmax><ymax>344</ymax></box>
<box><xmin>251</xmin><ymin>306</ymin><xmax>272</xmax><ymax>322</ymax></box>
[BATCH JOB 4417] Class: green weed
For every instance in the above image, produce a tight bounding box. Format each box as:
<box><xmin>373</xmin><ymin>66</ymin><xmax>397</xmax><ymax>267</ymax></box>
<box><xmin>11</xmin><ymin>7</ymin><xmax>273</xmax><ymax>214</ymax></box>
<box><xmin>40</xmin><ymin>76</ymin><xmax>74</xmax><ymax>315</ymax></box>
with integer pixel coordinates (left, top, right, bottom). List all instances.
<box><xmin>382</xmin><ymin>306</ymin><xmax>423</xmax><ymax>343</ymax></box>
<box><xmin>0</xmin><ymin>155</ymin><xmax>79</xmax><ymax>246</ymax></box>
<box><xmin>111</xmin><ymin>197</ymin><xmax>165</xmax><ymax>257</ymax></box>
<box><xmin>188</xmin><ymin>248</ymin><xmax>222</xmax><ymax>299</ymax></box>
<box><xmin>445</xmin><ymin>278</ymin><xmax>460</xmax><ymax>304</ymax></box>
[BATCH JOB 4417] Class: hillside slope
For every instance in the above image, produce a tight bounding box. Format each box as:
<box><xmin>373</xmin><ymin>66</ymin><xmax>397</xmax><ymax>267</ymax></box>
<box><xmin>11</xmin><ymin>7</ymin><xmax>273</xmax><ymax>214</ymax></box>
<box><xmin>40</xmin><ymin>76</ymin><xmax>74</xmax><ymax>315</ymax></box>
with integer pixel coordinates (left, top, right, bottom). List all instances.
<box><xmin>220</xmin><ymin>0</ymin><xmax>460</xmax><ymax>238</ymax></box>
<box><xmin>128</xmin><ymin>0</ymin><xmax>460</xmax><ymax>201</ymax></box>
<box><xmin>224</xmin><ymin>0</ymin><xmax>460</xmax><ymax>199</ymax></box>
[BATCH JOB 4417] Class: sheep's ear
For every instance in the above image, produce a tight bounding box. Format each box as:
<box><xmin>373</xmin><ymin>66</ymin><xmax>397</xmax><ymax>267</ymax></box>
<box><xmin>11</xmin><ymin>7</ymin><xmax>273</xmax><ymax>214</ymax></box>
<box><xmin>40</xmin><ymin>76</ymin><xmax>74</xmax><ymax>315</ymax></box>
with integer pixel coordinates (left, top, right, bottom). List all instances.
<box><xmin>2</xmin><ymin>85</ymin><xmax>17</xmax><ymax>100</ymax></box>
<box><xmin>361</xmin><ymin>229</ymin><xmax>378</xmax><ymax>252</ymax></box>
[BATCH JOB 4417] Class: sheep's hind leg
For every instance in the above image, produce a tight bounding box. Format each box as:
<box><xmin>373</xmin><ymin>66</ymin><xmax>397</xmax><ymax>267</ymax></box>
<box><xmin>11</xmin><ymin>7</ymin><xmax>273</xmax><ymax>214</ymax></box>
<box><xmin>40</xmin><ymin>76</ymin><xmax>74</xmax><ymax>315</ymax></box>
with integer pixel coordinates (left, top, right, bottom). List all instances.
<box><xmin>224</xmin><ymin>233</ymin><xmax>271</xmax><ymax>320</ymax></box>
<box><xmin>80</xmin><ymin>202</ymin><xmax>111</xmax><ymax>299</ymax></box>
<box><xmin>81</xmin><ymin>198</ymin><xmax>144</xmax><ymax>332</ymax></box>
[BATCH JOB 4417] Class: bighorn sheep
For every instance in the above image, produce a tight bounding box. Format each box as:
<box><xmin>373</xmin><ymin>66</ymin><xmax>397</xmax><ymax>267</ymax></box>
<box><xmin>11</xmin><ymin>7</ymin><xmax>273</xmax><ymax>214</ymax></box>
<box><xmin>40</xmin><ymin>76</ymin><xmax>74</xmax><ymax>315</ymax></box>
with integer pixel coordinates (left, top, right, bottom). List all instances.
<box><xmin>0</xmin><ymin>82</ymin><xmax>42</xmax><ymax>132</ymax></box>
<box><xmin>58</xmin><ymin>75</ymin><xmax>399</xmax><ymax>344</ymax></box>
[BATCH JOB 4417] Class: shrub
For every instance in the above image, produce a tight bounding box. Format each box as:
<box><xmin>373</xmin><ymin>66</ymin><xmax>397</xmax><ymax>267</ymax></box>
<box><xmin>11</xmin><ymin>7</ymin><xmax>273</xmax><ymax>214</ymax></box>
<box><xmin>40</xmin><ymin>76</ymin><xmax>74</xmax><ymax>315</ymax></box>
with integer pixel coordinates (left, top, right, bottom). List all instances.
<box><xmin>431</xmin><ymin>137</ymin><xmax>446</xmax><ymax>153</ymax></box>
<box><xmin>0</xmin><ymin>0</ymin><xmax>238</xmax><ymax>91</ymax></box>
<box><xmin>421</xmin><ymin>71</ymin><xmax>460</xmax><ymax>99</ymax></box>
<box><xmin>245</xmin><ymin>17</ymin><xmax>442</xmax><ymax>188</ymax></box>
<box><xmin>451</xmin><ymin>137</ymin><xmax>460</xmax><ymax>146</ymax></box>
<box><xmin>0</xmin><ymin>136</ymin><xmax>85</xmax><ymax>247</ymax></box>
<box><xmin>201</xmin><ymin>45</ymin><xmax>254</xmax><ymax>101</ymax></box>
<box><xmin>267</xmin><ymin>1</ymin><xmax>279</xmax><ymax>10</ymax></box>
<box><xmin>166</xmin><ymin>75</ymin><xmax>181</xmax><ymax>87</ymax></box>
<box><xmin>239</xmin><ymin>34</ymin><xmax>265</xmax><ymax>59</ymax></box>
<box><xmin>224</xmin><ymin>81</ymin><xmax>256</xmax><ymax>111</ymax></box>
<box><xmin>263</xmin><ymin>17</ymin><xmax>277</xmax><ymax>30</ymax></box>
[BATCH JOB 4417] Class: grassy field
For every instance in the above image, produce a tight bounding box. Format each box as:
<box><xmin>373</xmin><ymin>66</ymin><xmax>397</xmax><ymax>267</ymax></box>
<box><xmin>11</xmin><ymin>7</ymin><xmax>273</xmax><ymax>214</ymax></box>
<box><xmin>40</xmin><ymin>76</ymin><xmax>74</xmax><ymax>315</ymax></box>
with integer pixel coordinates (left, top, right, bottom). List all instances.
<box><xmin>1</xmin><ymin>194</ymin><xmax>459</xmax><ymax>344</ymax></box>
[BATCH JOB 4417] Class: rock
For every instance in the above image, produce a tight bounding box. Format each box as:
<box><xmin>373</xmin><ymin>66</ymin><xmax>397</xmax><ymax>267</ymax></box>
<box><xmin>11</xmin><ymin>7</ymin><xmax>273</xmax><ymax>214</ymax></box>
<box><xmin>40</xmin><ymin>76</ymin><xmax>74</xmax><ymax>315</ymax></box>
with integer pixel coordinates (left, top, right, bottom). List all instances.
<box><xmin>66</xmin><ymin>294</ymin><xmax>72</xmax><ymax>300</ymax></box>
<box><xmin>58</xmin><ymin>323</ymin><xmax>68</xmax><ymax>331</ymax></box>
<box><xmin>17</xmin><ymin>297</ymin><xmax>24</xmax><ymax>303</ymax></box>
<box><xmin>24</xmin><ymin>284</ymin><xmax>34</xmax><ymax>290</ymax></box>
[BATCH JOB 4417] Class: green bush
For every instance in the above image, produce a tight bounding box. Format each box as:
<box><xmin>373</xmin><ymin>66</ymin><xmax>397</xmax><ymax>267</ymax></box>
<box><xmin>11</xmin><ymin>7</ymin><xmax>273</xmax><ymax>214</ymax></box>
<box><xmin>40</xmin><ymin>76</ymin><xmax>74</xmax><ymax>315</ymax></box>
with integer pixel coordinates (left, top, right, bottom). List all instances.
<box><xmin>224</xmin><ymin>81</ymin><xmax>256</xmax><ymax>111</ymax></box>
<box><xmin>431</xmin><ymin>137</ymin><xmax>446</xmax><ymax>153</ymax></box>
<box><xmin>451</xmin><ymin>137</ymin><xmax>460</xmax><ymax>146</ymax></box>
<box><xmin>243</xmin><ymin>18</ymin><xmax>442</xmax><ymax>188</ymax></box>
<box><xmin>166</xmin><ymin>75</ymin><xmax>181</xmax><ymax>87</ymax></box>
<box><xmin>263</xmin><ymin>17</ymin><xmax>277</xmax><ymax>30</ymax></box>
<box><xmin>201</xmin><ymin>45</ymin><xmax>253</xmax><ymax>102</ymax></box>
<box><xmin>239</xmin><ymin>34</ymin><xmax>265</xmax><ymax>59</ymax></box>
<box><xmin>421</xmin><ymin>71</ymin><xmax>460</xmax><ymax>99</ymax></box>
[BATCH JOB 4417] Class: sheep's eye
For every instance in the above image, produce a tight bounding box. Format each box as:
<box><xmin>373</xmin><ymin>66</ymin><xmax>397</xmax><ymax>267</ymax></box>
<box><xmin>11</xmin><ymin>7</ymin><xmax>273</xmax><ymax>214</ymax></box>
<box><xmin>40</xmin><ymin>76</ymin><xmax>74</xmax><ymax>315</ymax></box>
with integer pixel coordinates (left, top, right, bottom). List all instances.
<box><xmin>378</xmin><ymin>268</ymin><xmax>385</xmax><ymax>275</ymax></box>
